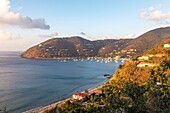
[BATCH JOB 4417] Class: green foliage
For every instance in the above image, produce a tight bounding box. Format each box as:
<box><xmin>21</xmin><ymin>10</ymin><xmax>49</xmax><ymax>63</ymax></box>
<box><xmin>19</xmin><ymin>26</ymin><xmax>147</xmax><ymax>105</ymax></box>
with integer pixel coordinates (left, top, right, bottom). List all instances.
<box><xmin>46</xmin><ymin>77</ymin><xmax>170</xmax><ymax>113</ymax></box>
<box><xmin>45</xmin><ymin>40</ymin><xmax>170</xmax><ymax>113</ymax></box>
<box><xmin>118</xmin><ymin>64</ymin><xmax>123</xmax><ymax>69</ymax></box>
<box><xmin>84</xmin><ymin>89</ymin><xmax>88</xmax><ymax>93</ymax></box>
<box><xmin>166</xmin><ymin>50</ymin><xmax>170</xmax><ymax>56</ymax></box>
<box><xmin>160</xmin><ymin>60</ymin><xmax>170</xmax><ymax>70</ymax></box>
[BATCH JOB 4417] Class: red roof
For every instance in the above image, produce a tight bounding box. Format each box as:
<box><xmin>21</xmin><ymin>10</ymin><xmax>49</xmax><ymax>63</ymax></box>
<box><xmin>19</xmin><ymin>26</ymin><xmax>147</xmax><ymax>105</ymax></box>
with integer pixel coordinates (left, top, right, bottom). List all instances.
<box><xmin>94</xmin><ymin>90</ymin><xmax>102</xmax><ymax>94</ymax></box>
<box><xmin>74</xmin><ymin>93</ymin><xmax>87</xmax><ymax>97</ymax></box>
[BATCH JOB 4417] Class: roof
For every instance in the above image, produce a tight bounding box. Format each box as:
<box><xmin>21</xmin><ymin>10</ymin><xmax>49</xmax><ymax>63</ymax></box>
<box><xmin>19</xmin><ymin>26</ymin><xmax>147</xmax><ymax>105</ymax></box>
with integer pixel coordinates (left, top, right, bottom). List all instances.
<box><xmin>73</xmin><ymin>93</ymin><xmax>88</xmax><ymax>97</ymax></box>
<box><xmin>138</xmin><ymin>56</ymin><xmax>149</xmax><ymax>60</ymax></box>
<box><xmin>94</xmin><ymin>90</ymin><xmax>102</xmax><ymax>94</ymax></box>
<box><xmin>137</xmin><ymin>63</ymin><xmax>156</xmax><ymax>67</ymax></box>
<box><xmin>164</xmin><ymin>44</ymin><xmax>170</xmax><ymax>48</ymax></box>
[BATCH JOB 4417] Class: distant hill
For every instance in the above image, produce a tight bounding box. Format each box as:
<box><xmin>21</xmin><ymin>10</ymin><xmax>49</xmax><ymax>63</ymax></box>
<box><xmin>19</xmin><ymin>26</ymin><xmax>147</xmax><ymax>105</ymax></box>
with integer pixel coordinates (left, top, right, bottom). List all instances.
<box><xmin>21</xmin><ymin>36</ymin><xmax>130</xmax><ymax>58</ymax></box>
<box><xmin>97</xmin><ymin>39</ymin><xmax>130</xmax><ymax>56</ymax></box>
<box><xmin>145</xmin><ymin>39</ymin><xmax>170</xmax><ymax>56</ymax></box>
<box><xmin>113</xmin><ymin>38</ymin><xmax>170</xmax><ymax>84</ymax></box>
<box><xmin>123</xmin><ymin>27</ymin><xmax>170</xmax><ymax>54</ymax></box>
<box><xmin>103</xmin><ymin>27</ymin><xmax>170</xmax><ymax>58</ymax></box>
<box><xmin>21</xmin><ymin>27</ymin><xmax>170</xmax><ymax>59</ymax></box>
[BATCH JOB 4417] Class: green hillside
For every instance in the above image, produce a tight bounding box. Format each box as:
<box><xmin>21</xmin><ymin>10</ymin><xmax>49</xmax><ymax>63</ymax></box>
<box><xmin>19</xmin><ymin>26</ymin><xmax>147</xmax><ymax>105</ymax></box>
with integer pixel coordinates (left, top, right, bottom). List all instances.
<box><xmin>45</xmin><ymin>39</ymin><xmax>170</xmax><ymax>113</ymax></box>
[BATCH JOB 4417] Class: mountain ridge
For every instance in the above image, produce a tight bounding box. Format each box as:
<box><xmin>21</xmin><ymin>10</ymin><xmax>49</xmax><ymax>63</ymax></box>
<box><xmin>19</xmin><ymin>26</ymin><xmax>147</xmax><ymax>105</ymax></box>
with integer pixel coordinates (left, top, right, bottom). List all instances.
<box><xmin>21</xmin><ymin>27</ymin><xmax>170</xmax><ymax>59</ymax></box>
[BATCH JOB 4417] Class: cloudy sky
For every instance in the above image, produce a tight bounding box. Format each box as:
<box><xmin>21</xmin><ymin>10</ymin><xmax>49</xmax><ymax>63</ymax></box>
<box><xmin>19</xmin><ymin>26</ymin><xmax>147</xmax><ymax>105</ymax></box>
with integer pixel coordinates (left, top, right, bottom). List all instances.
<box><xmin>0</xmin><ymin>0</ymin><xmax>170</xmax><ymax>51</ymax></box>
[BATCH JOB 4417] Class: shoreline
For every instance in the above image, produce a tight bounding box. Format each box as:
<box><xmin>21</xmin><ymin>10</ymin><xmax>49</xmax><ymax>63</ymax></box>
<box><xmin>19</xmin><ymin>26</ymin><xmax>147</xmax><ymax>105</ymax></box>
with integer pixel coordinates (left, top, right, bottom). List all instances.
<box><xmin>21</xmin><ymin>56</ymin><xmax>129</xmax><ymax>61</ymax></box>
<box><xmin>23</xmin><ymin>77</ymin><xmax>111</xmax><ymax>113</ymax></box>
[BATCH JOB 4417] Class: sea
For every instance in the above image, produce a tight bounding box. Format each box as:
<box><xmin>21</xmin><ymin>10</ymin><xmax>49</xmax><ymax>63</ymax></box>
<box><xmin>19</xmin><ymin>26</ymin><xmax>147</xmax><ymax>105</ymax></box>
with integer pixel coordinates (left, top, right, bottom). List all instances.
<box><xmin>0</xmin><ymin>51</ymin><xmax>123</xmax><ymax>113</ymax></box>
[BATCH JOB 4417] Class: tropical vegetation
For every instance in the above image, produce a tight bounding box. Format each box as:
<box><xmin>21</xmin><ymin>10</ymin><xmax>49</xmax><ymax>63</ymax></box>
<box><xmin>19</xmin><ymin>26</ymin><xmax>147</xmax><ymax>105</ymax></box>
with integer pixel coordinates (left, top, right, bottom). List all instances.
<box><xmin>44</xmin><ymin>40</ymin><xmax>170</xmax><ymax>113</ymax></box>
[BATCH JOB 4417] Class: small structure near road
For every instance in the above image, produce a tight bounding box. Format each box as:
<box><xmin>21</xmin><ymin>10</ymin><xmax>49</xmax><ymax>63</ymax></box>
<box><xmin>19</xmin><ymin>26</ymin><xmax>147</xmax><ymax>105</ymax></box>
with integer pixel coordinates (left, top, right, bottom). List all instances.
<box><xmin>137</xmin><ymin>63</ymin><xmax>156</xmax><ymax>67</ymax></box>
<box><xmin>138</xmin><ymin>56</ymin><xmax>150</xmax><ymax>61</ymax></box>
<box><xmin>94</xmin><ymin>90</ymin><xmax>103</xmax><ymax>96</ymax></box>
<box><xmin>164</xmin><ymin>44</ymin><xmax>170</xmax><ymax>48</ymax></box>
<box><xmin>72</xmin><ymin>92</ymin><xmax>88</xmax><ymax>100</ymax></box>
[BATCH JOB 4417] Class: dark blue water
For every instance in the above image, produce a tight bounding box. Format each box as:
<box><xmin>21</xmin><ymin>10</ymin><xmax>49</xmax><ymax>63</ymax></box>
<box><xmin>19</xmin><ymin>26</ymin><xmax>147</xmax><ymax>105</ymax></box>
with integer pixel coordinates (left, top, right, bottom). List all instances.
<box><xmin>0</xmin><ymin>52</ymin><xmax>122</xmax><ymax>113</ymax></box>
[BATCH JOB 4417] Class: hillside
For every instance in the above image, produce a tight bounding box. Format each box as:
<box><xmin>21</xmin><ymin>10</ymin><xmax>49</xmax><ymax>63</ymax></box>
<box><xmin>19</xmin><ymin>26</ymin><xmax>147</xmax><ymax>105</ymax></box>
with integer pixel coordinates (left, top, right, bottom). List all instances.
<box><xmin>104</xmin><ymin>27</ymin><xmax>170</xmax><ymax>58</ymax></box>
<box><xmin>21</xmin><ymin>27</ymin><xmax>170</xmax><ymax>59</ymax></box>
<box><xmin>123</xmin><ymin>27</ymin><xmax>170</xmax><ymax>54</ymax></box>
<box><xmin>44</xmin><ymin>37</ymin><xmax>170</xmax><ymax>113</ymax></box>
<box><xmin>112</xmin><ymin>38</ymin><xmax>170</xmax><ymax>83</ymax></box>
<box><xmin>21</xmin><ymin>36</ymin><xmax>131</xmax><ymax>58</ymax></box>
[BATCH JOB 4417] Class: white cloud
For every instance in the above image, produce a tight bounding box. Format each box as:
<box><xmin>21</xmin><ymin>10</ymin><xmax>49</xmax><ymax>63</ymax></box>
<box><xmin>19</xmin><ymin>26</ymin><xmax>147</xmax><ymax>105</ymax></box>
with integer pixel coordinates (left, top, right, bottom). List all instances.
<box><xmin>39</xmin><ymin>32</ymin><xmax>58</xmax><ymax>38</ymax></box>
<box><xmin>0</xmin><ymin>31</ymin><xmax>22</xmax><ymax>41</ymax></box>
<box><xmin>149</xmin><ymin>6</ymin><xmax>156</xmax><ymax>11</ymax></box>
<box><xmin>118</xmin><ymin>34</ymin><xmax>136</xmax><ymax>39</ymax></box>
<box><xmin>0</xmin><ymin>0</ymin><xmax>50</xmax><ymax>30</ymax></box>
<box><xmin>140</xmin><ymin>5</ymin><xmax>170</xmax><ymax>24</ymax></box>
<box><xmin>0</xmin><ymin>31</ymin><xmax>12</xmax><ymax>40</ymax></box>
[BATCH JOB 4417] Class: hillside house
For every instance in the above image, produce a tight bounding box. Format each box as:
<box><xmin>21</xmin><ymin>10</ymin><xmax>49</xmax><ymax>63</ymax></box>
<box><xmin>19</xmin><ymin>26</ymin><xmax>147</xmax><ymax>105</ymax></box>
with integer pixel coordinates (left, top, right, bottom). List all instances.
<box><xmin>149</xmin><ymin>54</ymin><xmax>165</xmax><ymax>58</ymax></box>
<box><xmin>94</xmin><ymin>90</ymin><xmax>103</xmax><ymax>96</ymax></box>
<box><xmin>129</xmin><ymin>49</ymin><xmax>136</xmax><ymax>52</ymax></box>
<box><xmin>138</xmin><ymin>56</ymin><xmax>150</xmax><ymax>61</ymax></box>
<box><xmin>137</xmin><ymin>63</ymin><xmax>155</xmax><ymax>67</ymax></box>
<box><xmin>115</xmin><ymin>56</ymin><xmax>120</xmax><ymax>60</ymax></box>
<box><xmin>72</xmin><ymin>92</ymin><xmax>88</xmax><ymax>100</ymax></box>
<box><xmin>164</xmin><ymin>44</ymin><xmax>170</xmax><ymax>48</ymax></box>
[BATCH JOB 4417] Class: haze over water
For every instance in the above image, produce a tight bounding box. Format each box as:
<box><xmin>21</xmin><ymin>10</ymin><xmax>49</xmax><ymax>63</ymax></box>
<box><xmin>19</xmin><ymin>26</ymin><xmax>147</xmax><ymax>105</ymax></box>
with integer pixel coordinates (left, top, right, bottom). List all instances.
<box><xmin>0</xmin><ymin>52</ymin><xmax>123</xmax><ymax>113</ymax></box>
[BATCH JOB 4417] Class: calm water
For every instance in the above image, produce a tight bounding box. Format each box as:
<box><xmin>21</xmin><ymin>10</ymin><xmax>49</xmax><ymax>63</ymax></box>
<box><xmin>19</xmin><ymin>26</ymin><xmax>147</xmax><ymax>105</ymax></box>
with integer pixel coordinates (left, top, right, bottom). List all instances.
<box><xmin>0</xmin><ymin>52</ymin><xmax>123</xmax><ymax>113</ymax></box>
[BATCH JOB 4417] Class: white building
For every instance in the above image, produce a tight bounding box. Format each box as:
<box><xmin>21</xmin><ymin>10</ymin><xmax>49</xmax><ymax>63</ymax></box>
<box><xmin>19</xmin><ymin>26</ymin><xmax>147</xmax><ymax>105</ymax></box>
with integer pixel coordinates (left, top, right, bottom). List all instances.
<box><xmin>138</xmin><ymin>56</ymin><xmax>150</xmax><ymax>61</ymax></box>
<box><xmin>164</xmin><ymin>44</ymin><xmax>170</xmax><ymax>48</ymax></box>
<box><xmin>72</xmin><ymin>93</ymin><xmax>87</xmax><ymax>100</ymax></box>
<box><xmin>115</xmin><ymin>56</ymin><xmax>120</xmax><ymax>60</ymax></box>
<box><xmin>137</xmin><ymin>63</ymin><xmax>155</xmax><ymax>67</ymax></box>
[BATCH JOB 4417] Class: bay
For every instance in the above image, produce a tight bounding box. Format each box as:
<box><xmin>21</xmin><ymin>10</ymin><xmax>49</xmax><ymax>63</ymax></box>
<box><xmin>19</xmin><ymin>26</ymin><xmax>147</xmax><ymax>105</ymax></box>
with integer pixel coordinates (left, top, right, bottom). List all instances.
<box><xmin>0</xmin><ymin>52</ymin><xmax>122</xmax><ymax>113</ymax></box>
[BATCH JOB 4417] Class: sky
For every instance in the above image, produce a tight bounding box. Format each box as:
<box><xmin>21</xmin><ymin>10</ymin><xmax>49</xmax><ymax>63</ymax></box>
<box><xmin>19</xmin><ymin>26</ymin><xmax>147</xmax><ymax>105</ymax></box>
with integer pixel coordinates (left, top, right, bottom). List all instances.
<box><xmin>0</xmin><ymin>0</ymin><xmax>170</xmax><ymax>51</ymax></box>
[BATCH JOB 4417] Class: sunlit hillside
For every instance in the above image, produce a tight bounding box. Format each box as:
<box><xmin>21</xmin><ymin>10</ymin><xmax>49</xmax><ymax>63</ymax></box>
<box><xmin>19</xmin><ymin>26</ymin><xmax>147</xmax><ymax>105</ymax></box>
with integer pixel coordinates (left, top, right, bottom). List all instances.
<box><xmin>46</xmin><ymin>39</ymin><xmax>170</xmax><ymax>113</ymax></box>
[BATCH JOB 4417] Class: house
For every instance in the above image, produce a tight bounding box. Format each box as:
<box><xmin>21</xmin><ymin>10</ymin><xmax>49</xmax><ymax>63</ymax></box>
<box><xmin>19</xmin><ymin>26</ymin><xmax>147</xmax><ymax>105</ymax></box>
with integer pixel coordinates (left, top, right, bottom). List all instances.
<box><xmin>155</xmin><ymin>54</ymin><xmax>165</xmax><ymax>57</ymax></box>
<box><xmin>137</xmin><ymin>63</ymin><xmax>155</xmax><ymax>67</ymax></box>
<box><xmin>115</xmin><ymin>56</ymin><xmax>120</xmax><ymax>60</ymax></box>
<box><xmin>129</xmin><ymin>49</ymin><xmax>136</xmax><ymax>52</ymax></box>
<box><xmin>164</xmin><ymin>44</ymin><xmax>170</xmax><ymax>48</ymax></box>
<box><xmin>121</xmin><ymin>50</ymin><xmax>127</xmax><ymax>53</ymax></box>
<box><xmin>38</xmin><ymin>44</ymin><xmax>42</xmax><ymax>47</ymax></box>
<box><xmin>138</xmin><ymin>56</ymin><xmax>150</xmax><ymax>61</ymax></box>
<box><xmin>148</xmin><ymin>54</ymin><xmax>165</xmax><ymax>58</ymax></box>
<box><xmin>156</xmin><ymin>82</ymin><xmax>169</xmax><ymax>86</ymax></box>
<box><xmin>94</xmin><ymin>90</ymin><xmax>103</xmax><ymax>95</ymax></box>
<box><xmin>156</xmin><ymin>82</ymin><xmax>162</xmax><ymax>85</ymax></box>
<box><xmin>72</xmin><ymin>92</ymin><xmax>88</xmax><ymax>100</ymax></box>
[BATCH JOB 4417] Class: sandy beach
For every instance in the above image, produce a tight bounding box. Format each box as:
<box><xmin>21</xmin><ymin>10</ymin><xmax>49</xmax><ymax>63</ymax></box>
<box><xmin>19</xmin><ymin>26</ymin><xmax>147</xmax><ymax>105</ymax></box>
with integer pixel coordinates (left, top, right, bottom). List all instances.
<box><xmin>23</xmin><ymin>77</ymin><xmax>111</xmax><ymax>113</ymax></box>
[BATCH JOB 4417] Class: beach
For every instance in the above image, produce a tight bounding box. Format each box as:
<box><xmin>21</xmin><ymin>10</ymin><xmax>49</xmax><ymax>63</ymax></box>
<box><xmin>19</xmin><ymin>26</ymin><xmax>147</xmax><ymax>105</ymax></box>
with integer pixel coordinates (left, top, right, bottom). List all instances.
<box><xmin>0</xmin><ymin>52</ymin><xmax>123</xmax><ymax>113</ymax></box>
<box><xmin>23</xmin><ymin>78</ymin><xmax>111</xmax><ymax>113</ymax></box>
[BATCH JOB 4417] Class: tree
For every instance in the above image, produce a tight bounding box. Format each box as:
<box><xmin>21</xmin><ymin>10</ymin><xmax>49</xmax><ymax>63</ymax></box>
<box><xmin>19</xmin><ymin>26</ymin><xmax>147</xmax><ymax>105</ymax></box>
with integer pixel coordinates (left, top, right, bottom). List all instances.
<box><xmin>160</xmin><ymin>60</ymin><xmax>170</xmax><ymax>71</ymax></box>
<box><xmin>84</xmin><ymin>89</ymin><xmax>88</xmax><ymax>93</ymax></box>
<box><xmin>121</xmin><ymin>82</ymin><xmax>148</xmax><ymax>113</ymax></box>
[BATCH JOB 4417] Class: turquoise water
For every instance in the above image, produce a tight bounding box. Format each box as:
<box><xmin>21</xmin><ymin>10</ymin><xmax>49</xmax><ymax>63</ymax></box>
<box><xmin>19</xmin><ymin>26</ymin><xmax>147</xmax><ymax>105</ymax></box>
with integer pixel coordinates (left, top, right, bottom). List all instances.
<box><xmin>0</xmin><ymin>52</ymin><xmax>122</xmax><ymax>113</ymax></box>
